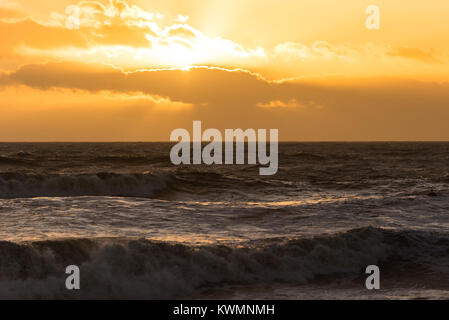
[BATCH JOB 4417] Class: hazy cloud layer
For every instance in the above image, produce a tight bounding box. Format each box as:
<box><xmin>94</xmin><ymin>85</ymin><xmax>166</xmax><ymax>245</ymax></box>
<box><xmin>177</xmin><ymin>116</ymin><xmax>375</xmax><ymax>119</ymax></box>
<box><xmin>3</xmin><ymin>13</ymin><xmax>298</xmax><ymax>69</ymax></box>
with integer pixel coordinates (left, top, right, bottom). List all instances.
<box><xmin>386</xmin><ymin>47</ymin><xmax>441</xmax><ymax>64</ymax></box>
<box><xmin>1</xmin><ymin>0</ymin><xmax>445</xmax><ymax>74</ymax></box>
<box><xmin>1</xmin><ymin>60</ymin><xmax>449</xmax><ymax>140</ymax></box>
<box><xmin>4</xmin><ymin>62</ymin><xmax>449</xmax><ymax>109</ymax></box>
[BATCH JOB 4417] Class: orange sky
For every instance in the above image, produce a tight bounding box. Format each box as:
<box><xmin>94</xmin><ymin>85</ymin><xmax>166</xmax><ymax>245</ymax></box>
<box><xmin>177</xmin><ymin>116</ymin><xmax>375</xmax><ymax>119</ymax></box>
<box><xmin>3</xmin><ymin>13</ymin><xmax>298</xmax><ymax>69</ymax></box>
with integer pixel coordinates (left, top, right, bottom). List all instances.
<box><xmin>0</xmin><ymin>0</ymin><xmax>448</xmax><ymax>141</ymax></box>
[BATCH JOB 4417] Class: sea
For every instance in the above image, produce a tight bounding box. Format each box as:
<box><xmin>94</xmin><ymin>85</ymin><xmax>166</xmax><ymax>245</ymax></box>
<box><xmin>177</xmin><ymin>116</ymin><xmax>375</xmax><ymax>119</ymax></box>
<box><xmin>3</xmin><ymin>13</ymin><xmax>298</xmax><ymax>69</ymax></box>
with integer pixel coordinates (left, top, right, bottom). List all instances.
<box><xmin>0</xmin><ymin>142</ymin><xmax>448</xmax><ymax>299</ymax></box>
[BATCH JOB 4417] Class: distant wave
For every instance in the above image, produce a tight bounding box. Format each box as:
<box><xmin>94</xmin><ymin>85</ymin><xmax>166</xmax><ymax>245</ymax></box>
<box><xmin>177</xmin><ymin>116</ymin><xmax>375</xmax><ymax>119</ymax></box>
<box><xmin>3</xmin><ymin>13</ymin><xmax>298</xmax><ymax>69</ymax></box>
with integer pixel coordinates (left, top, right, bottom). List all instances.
<box><xmin>283</xmin><ymin>151</ymin><xmax>327</xmax><ymax>161</ymax></box>
<box><xmin>0</xmin><ymin>227</ymin><xmax>448</xmax><ymax>299</ymax></box>
<box><xmin>91</xmin><ymin>156</ymin><xmax>150</xmax><ymax>164</ymax></box>
<box><xmin>0</xmin><ymin>156</ymin><xmax>34</xmax><ymax>166</ymax></box>
<box><xmin>0</xmin><ymin>172</ymin><xmax>172</xmax><ymax>198</ymax></box>
<box><xmin>0</xmin><ymin>169</ymin><xmax>288</xmax><ymax>199</ymax></box>
<box><xmin>0</xmin><ymin>168</ymin><xmax>446</xmax><ymax>199</ymax></box>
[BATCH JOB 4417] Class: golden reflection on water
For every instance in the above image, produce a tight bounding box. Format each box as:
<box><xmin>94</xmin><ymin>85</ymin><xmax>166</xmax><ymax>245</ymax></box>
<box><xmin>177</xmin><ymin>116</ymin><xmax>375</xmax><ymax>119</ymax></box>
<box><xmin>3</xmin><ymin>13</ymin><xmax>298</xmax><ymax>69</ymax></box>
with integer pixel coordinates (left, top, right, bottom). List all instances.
<box><xmin>192</xmin><ymin>194</ymin><xmax>384</xmax><ymax>208</ymax></box>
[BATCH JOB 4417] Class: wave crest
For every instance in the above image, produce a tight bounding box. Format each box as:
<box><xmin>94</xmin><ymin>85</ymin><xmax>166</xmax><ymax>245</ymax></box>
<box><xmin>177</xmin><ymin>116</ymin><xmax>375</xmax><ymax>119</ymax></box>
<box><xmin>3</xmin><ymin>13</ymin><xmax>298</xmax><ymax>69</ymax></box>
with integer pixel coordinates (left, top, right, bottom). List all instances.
<box><xmin>0</xmin><ymin>172</ymin><xmax>171</xmax><ymax>198</ymax></box>
<box><xmin>2</xmin><ymin>227</ymin><xmax>447</xmax><ymax>299</ymax></box>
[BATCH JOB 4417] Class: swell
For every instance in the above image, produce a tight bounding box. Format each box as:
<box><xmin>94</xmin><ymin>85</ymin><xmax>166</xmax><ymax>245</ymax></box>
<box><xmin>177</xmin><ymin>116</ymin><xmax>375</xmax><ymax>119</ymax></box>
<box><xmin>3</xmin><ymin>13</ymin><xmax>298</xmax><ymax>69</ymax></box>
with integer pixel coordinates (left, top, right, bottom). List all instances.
<box><xmin>0</xmin><ymin>168</ymin><xmax>446</xmax><ymax>199</ymax></box>
<box><xmin>0</xmin><ymin>156</ymin><xmax>35</xmax><ymax>166</ymax></box>
<box><xmin>0</xmin><ymin>169</ymin><xmax>286</xmax><ymax>199</ymax></box>
<box><xmin>0</xmin><ymin>172</ymin><xmax>172</xmax><ymax>198</ymax></box>
<box><xmin>0</xmin><ymin>227</ymin><xmax>448</xmax><ymax>299</ymax></box>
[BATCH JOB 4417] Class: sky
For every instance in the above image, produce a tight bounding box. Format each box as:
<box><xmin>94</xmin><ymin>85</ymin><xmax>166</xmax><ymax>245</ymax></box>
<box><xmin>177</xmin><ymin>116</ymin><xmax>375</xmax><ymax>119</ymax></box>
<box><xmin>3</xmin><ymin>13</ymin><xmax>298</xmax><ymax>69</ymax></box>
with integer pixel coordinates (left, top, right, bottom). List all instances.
<box><xmin>0</xmin><ymin>0</ymin><xmax>448</xmax><ymax>141</ymax></box>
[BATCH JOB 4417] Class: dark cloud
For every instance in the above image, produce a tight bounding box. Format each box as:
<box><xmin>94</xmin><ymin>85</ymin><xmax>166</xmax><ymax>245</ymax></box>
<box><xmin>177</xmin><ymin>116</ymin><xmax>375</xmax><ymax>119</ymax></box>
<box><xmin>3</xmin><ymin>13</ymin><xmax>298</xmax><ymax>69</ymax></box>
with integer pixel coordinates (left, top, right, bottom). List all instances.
<box><xmin>5</xmin><ymin>62</ymin><xmax>449</xmax><ymax>110</ymax></box>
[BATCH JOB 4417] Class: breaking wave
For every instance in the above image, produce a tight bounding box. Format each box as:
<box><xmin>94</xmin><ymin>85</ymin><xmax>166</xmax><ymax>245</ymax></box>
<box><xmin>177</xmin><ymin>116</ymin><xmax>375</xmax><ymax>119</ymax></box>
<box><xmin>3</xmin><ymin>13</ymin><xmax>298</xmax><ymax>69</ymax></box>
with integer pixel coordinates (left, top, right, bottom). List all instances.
<box><xmin>1</xmin><ymin>227</ymin><xmax>448</xmax><ymax>299</ymax></box>
<box><xmin>0</xmin><ymin>172</ymin><xmax>172</xmax><ymax>198</ymax></box>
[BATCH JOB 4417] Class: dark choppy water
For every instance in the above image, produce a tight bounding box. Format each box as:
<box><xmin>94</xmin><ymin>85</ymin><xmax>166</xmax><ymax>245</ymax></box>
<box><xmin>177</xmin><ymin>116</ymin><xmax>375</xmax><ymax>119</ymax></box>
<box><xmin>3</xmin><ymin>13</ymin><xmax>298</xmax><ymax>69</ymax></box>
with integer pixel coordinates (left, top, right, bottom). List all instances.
<box><xmin>0</xmin><ymin>142</ymin><xmax>449</xmax><ymax>299</ymax></box>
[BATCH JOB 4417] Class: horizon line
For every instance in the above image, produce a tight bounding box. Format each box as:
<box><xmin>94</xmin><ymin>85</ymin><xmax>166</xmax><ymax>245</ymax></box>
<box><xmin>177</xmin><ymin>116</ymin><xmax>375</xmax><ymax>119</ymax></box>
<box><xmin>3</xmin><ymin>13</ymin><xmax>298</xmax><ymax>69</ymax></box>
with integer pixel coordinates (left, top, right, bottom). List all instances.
<box><xmin>1</xmin><ymin>140</ymin><xmax>449</xmax><ymax>143</ymax></box>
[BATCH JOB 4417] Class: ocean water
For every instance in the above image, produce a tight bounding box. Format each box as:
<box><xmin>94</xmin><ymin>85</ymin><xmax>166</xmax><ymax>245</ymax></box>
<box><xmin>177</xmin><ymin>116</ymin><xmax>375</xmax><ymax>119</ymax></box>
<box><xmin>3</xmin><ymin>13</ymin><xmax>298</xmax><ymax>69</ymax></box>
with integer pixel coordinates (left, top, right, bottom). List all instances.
<box><xmin>0</xmin><ymin>142</ymin><xmax>448</xmax><ymax>299</ymax></box>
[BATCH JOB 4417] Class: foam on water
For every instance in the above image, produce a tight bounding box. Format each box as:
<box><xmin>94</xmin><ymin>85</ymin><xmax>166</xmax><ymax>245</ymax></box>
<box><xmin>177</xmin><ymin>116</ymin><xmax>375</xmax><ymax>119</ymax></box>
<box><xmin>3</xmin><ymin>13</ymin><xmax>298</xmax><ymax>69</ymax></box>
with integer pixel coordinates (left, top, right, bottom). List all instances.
<box><xmin>1</xmin><ymin>227</ymin><xmax>449</xmax><ymax>299</ymax></box>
